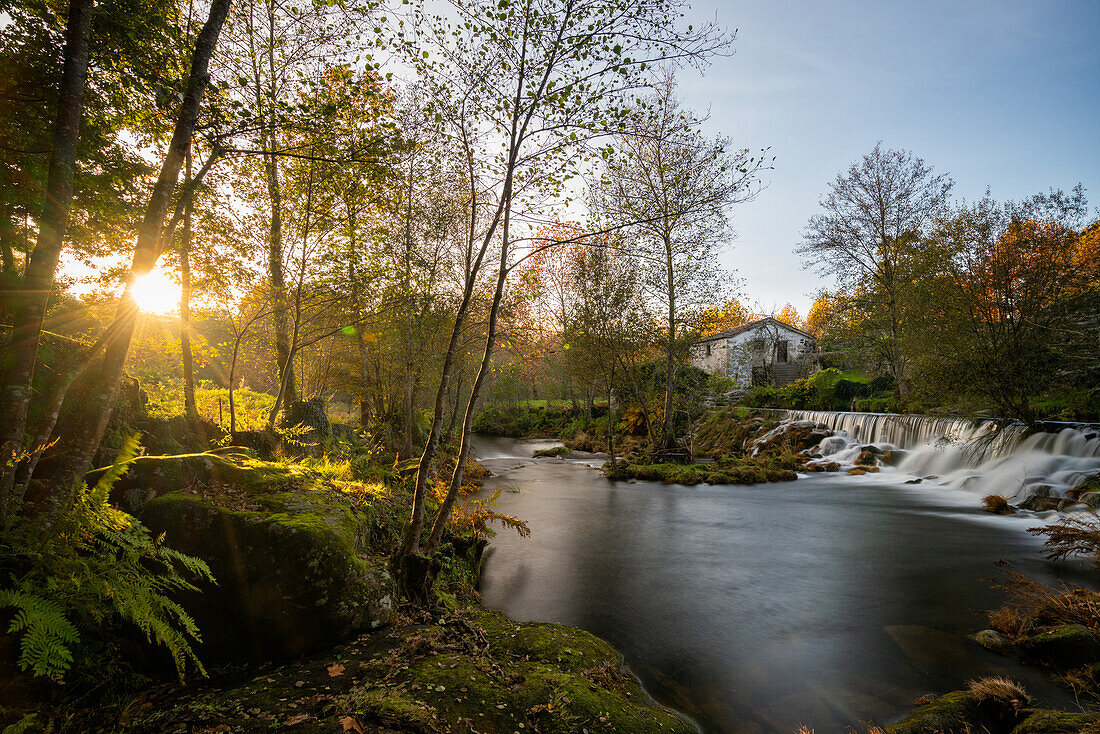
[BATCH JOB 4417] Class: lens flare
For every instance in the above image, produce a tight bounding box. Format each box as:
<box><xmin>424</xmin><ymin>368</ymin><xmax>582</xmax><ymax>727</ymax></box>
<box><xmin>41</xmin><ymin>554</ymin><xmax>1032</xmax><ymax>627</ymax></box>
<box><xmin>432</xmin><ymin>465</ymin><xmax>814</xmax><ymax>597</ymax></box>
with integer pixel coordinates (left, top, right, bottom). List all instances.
<box><xmin>129</xmin><ymin>271</ymin><xmax>180</xmax><ymax>315</ymax></box>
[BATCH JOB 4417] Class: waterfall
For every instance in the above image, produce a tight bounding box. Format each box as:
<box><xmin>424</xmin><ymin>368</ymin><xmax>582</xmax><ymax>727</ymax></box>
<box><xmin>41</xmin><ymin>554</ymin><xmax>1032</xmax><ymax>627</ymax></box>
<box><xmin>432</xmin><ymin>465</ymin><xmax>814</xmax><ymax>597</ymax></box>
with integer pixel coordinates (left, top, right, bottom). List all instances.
<box><xmin>786</xmin><ymin>410</ymin><xmax>1100</xmax><ymax>502</ymax></box>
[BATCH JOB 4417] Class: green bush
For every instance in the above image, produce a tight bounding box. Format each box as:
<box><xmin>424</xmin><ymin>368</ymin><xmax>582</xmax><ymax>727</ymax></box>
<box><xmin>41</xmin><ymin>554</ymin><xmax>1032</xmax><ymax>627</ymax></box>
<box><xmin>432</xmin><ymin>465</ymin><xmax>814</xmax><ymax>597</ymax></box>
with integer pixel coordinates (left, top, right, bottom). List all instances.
<box><xmin>743</xmin><ymin>385</ymin><xmax>779</xmax><ymax>407</ymax></box>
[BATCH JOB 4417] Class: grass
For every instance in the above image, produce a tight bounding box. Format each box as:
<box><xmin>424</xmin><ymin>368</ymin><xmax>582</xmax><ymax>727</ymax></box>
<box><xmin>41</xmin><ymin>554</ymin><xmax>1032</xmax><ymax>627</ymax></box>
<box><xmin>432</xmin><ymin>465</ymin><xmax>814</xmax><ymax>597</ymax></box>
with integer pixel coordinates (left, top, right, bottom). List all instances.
<box><xmin>967</xmin><ymin>676</ymin><xmax>1031</xmax><ymax>709</ymax></box>
<box><xmin>145</xmin><ymin>380</ymin><xmax>275</xmax><ymax>430</ymax></box>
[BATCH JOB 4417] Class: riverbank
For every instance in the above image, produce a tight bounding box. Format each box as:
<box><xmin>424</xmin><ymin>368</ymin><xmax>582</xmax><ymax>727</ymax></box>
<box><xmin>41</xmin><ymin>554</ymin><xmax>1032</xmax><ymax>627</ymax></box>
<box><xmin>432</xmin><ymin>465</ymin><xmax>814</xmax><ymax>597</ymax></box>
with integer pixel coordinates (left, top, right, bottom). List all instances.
<box><xmin>0</xmin><ymin>449</ymin><xmax>694</xmax><ymax>733</ymax></box>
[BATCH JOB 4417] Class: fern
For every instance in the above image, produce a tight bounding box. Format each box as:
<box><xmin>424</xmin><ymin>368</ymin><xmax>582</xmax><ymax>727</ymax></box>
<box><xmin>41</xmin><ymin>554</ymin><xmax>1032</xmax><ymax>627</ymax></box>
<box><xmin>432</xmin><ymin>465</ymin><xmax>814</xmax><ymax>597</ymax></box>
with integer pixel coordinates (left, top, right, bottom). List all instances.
<box><xmin>0</xmin><ymin>590</ymin><xmax>78</xmax><ymax>680</ymax></box>
<box><xmin>0</xmin><ymin>434</ymin><xmax>215</xmax><ymax>682</ymax></box>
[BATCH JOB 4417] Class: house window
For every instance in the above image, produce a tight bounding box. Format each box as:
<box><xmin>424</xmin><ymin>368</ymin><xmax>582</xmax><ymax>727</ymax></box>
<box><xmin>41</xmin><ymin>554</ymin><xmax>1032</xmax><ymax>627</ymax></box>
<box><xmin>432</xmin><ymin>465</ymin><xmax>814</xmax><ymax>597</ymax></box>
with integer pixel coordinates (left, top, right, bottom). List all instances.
<box><xmin>705</xmin><ymin>343</ymin><xmax>711</xmax><ymax>357</ymax></box>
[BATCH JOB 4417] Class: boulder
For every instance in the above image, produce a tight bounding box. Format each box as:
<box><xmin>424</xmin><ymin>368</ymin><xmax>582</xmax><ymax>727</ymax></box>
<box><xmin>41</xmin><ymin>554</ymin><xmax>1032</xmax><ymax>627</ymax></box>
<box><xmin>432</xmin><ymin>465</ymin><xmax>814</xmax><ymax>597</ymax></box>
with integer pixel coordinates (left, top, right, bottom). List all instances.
<box><xmin>279</xmin><ymin>397</ymin><xmax>332</xmax><ymax>455</ymax></box>
<box><xmin>969</xmin><ymin>629</ymin><xmax>1013</xmax><ymax>655</ymax></box>
<box><xmin>1025</xmin><ymin>624</ymin><xmax>1100</xmax><ymax>668</ymax></box>
<box><xmin>97</xmin><ymin>454</ymin><xmax>394</xmax><ymax>664</ymax></box>
<box><xmin>1011</xmin><ymin>709</ymin><xmax>1100</xmax><ymax>733</ymax></box>
<box><xmin>855</xmin><ymin>449</ymin><xmax>879</xmax><ymax>467</ymax></box>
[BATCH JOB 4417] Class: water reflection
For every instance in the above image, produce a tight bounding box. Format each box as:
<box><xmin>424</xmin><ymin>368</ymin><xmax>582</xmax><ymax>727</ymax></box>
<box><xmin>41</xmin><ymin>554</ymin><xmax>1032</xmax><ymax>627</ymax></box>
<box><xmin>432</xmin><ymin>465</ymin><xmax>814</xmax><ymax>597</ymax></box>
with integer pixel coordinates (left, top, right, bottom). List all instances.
<box><xmin>474</xmin><ymin>436</ymin><xmax>1090</xmax><ymax>734</ymax></box>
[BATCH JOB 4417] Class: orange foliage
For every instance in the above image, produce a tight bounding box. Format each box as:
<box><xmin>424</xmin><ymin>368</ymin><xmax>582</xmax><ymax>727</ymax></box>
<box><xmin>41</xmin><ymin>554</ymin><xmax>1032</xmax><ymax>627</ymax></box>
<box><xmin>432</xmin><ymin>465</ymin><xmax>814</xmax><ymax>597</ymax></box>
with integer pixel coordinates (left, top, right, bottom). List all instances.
<box><xmin>694</xmin><ymin>298</ymin><xmax>754</xmax><ymax>337</ymax></box>
<box><xmin>804</xmin><ymin>293</ymin><xmax>837</xmax><ymax>339</ymax></box>
<box><xmin>776</xmin><ymin>303</ymin><xmax>804</xmax><ymax>330</ymax></box>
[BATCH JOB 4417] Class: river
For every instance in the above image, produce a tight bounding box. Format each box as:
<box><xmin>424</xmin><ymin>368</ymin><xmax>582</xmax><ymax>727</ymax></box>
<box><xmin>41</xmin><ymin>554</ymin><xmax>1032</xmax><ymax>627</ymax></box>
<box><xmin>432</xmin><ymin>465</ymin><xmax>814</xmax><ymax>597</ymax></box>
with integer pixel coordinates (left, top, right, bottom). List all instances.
<box><xmin>473</xmin><ymin>435</ymin><xmax>1092</xmax><ymax>734</ymax></box>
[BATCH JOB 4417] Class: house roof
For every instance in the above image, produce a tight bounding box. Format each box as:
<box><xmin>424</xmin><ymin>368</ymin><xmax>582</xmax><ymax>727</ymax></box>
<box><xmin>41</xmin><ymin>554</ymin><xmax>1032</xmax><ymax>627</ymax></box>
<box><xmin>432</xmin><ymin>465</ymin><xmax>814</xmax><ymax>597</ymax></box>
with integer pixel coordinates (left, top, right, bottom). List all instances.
<box><xmin>697</xmin><ymin>316</ymin><xmax>816</xmax><ymax>343</ymax></box>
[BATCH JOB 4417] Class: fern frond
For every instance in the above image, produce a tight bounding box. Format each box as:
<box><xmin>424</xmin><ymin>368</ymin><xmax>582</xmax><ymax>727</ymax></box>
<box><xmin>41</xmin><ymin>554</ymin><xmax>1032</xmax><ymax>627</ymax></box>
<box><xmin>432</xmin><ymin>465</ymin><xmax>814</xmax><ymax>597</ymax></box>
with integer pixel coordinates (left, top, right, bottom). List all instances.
<box><xmin>0</xmin><ymin>589</ymin><xmax>79</xmax><ymax>680</ymax></box>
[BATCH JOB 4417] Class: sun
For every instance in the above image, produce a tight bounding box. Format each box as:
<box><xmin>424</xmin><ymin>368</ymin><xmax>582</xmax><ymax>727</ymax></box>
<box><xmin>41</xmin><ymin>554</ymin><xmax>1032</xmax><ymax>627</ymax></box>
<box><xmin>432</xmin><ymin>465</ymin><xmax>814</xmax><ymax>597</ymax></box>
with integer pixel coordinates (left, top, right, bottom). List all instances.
<box><xmin>129</xmin><ymin>270</ymin><xmax>180</xmax><ymax>315</ymax></box>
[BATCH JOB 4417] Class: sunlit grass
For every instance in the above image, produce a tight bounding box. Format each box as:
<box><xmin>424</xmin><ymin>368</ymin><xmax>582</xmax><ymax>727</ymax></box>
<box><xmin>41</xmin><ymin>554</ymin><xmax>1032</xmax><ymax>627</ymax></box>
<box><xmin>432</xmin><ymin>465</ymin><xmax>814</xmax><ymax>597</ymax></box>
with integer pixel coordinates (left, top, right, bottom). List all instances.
<box><xmin>144</xmin><ymin>380</ymin><xmax>275</xmax><ymax>430</ymax></box>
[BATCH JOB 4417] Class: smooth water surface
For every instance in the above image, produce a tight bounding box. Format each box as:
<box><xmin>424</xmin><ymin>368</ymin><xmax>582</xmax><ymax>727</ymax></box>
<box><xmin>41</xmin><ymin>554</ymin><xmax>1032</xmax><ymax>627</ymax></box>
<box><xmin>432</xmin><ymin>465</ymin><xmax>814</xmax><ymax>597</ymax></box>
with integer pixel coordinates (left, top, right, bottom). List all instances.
<box><xmin>474</xmin><ymin>436</ymin><xmax>1091</xmax><ymax>734</ymax></box>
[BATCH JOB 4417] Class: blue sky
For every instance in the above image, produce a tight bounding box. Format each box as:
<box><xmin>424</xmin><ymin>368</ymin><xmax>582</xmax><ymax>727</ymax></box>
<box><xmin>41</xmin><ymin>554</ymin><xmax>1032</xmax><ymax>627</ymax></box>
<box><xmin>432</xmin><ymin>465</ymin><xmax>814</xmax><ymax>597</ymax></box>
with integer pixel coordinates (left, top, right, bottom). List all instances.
<box><xmin>676</xmin><ymin>0</ymin><xmax>1100</xmax><ymax>315</ymax></box>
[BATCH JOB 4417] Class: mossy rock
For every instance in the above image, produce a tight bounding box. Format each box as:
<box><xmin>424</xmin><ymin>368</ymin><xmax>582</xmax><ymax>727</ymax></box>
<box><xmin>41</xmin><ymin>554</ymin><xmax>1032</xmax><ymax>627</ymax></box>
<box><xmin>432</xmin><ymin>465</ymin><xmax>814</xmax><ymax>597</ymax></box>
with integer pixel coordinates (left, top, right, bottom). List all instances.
<box><xmin>113</xmin><ymin>606</ymin><xmax>696</xmax><ymax>734</ymax></box>
<box><xmin>375</xmin><ymin>609</ymin><xmax>696</xmax><ymax>734</ymax></box>
<box><xmin>1011</xmin><ymin>709</ymin><xmax>1100</xmax><ymax>733</ymax></box>
<box><xmin>969</xmin><ymin>629</ymin><xmax>1013</xmax><ymax>655</ymax></box>
<box><xmin>279</xmin><ymin>398</ymin><xmax>331</xmax><ymax>456</ymax></box>
<box><xmin>97</xmin><ymin>453</ymin><xmax>394</xmax><ymax>664</ymax></box>
<box><xmin>886</xmin><ymin>691</ymin><xmax>1004</xmax><ymax>734</ymax></box>
<box><xmin>1025</xmin><ymin>624</ymin><xmax>1100</xmax><ymax>668</ymax></box>
<box><xmin>90</xmin><ymin>452</ymin><xmax>290</xmax><ymax>515</ymax></box>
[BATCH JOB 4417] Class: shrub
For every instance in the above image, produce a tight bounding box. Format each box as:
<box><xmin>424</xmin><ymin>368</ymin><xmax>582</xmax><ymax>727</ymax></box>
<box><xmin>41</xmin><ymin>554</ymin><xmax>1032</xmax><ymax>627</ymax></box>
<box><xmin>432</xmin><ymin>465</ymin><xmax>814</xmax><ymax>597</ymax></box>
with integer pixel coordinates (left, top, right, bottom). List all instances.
<box><xmin>868</xmin><ymin>373</ymin><xmax>896</xmax><ymax>394</ymax></box>
<box><xmin>1029</xmin><ymin>514</ymin><xmax>1100</xmax><ymax>565</ymax></box>
<box><xmin>743</xmin><ymin>385</ymin><xmax>778</xmax><ymax>408</ymax></box>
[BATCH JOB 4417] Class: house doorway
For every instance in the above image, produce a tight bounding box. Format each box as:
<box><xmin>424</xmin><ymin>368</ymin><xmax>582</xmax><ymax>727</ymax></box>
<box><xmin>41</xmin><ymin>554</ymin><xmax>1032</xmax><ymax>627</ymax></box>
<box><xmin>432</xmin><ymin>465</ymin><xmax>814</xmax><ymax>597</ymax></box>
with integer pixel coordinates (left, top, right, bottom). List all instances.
<box><xmin>777</xmin><ymin>340</ymin><xmax>789</xmax><ymax>363</ymax></box>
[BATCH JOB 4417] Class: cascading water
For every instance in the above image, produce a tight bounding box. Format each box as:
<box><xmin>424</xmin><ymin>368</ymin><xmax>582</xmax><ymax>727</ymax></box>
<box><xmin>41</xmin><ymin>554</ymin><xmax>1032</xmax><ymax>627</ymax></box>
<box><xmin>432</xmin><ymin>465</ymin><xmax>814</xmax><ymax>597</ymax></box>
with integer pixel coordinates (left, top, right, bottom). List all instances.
<box><xmin>785</xmin><ymin>410</ymin><xmax>1100</xmax><ymax>503</ymax></box>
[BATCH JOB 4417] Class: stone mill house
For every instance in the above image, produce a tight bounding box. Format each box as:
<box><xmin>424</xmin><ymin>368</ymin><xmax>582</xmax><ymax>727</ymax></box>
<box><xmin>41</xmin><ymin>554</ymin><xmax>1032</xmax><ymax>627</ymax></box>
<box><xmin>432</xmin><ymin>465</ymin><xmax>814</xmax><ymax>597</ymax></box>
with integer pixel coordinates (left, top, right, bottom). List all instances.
<box><xmin>689</xmin><ymin>316</ymin><xmax>818</xmax><ymax>389</ymax></box>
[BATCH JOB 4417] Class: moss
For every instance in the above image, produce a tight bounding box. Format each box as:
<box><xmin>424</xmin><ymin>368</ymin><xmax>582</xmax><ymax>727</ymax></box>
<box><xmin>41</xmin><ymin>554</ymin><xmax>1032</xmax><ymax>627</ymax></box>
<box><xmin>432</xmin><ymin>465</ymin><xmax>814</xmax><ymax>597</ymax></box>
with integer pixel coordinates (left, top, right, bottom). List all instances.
<box><xmin>1026</xmin><ymin>624</ymin><xmax>1100</xmax><ymax>668</ymax></box>
<box><xmin>533</xmin><ymin>446</ymin><xmax>572</xmax><ymax>458</ymax></box>
<box><xmin>114</xmin><ymin>604</ymin><xmax>695</xmax><ymax>733</ymax></box>
<box><xmin>389</xmin><ymin>609</ymin><xmax>695</xmax><ymax>734</ymax></box>
<box><xmin>604</xmin><ymin>459</ymin><xmax>799</xmax><ymax>486</ymax></box>
<box><xmin>885</xmin><ymin>691</ymin><xmax>993</xmax><ymax>734</ymax></box>
<box><xmin>1011</xmin><ymin>709</ymin><xmax>1100</xmax><ymax>733</ymax></box>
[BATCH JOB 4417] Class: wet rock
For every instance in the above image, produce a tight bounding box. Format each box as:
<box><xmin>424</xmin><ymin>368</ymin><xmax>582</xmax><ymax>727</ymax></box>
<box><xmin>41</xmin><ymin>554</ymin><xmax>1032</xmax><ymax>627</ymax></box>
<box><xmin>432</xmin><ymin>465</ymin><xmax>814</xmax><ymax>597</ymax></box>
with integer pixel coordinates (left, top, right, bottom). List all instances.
<box><xmin>848</xmin><ymin>468</ymin><xmax>867</xmax><ymax>476</ymax></box>
<box><xmin>1018</xmin><ymin>495</ymin><xmax>1061</xmax><ymax>512</ymax></box>
<box><xmin>749</xmin><ymin>420</ymin><xmax>834</xmax><ymax>456</ymax></box>
<box><xmin>1081</xmin><ymin>492</ymin><xmax>1100</xmax><ymax>510</ymax></box>
<box><xmin>969</xmin><ymin>629</ymin><xmax>1012</xmax><ymax>655</ymax></box>
<box><xmin>1025</xmin><ymin>624</ymin><xmax>1100</xmax><ymax>668</ymax></box>
<box><xmin>855</xmin><ymin>449</ymin><xmax>879</xmax><ymax>467</ymax></box>
<box><xmin>904</xmin><ymin>478</ymin><xmax>923</xmax><ymax>484</ymax></box>
<box><xmin>823</xmin><ymin>462</ymin><xmax>840</xmax><ymax>472</ymax></box>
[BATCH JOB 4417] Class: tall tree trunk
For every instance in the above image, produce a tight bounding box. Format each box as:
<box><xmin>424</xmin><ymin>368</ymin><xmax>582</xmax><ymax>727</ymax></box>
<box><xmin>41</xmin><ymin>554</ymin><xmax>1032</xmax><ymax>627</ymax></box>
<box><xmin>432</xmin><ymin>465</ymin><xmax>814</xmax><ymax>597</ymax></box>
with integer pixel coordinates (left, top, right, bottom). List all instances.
<box><xmin>0</xmin><ymin>0</ymin><xmax>93</xmax><ymax>522</ymax></box>
<box><xmin>607</xmin><ymin>366</ymin><xmax>615</xmax><ymax>465</ymax></box>
<box><xmin>44</xmin><ymin>0</ymin><xmax>233</xmax><ymax>507</ymax></box>
<box><xmin>422</xmin><ymin>202</ymin><xmax>514</xmax><ymax>556</ymax></box>
<box><xmin>180</xmin><ymin>146</ymin><xmax>199</xmax><ymax>427</ymax></box>
<box><xmin>661</xmin><ymin>232</ymin><xmax>677</xmax><ymax>452</ymax></box>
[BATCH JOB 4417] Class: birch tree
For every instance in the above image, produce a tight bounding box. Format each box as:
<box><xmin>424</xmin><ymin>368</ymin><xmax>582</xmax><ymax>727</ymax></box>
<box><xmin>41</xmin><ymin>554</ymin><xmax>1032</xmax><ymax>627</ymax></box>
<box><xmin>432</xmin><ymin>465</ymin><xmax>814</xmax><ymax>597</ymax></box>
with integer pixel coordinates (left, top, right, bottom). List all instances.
<box><xmin>594</xmin><ymin>75</ymin><xmax>767</xmax><ymax>453</ymax></box>
<box><xmin>394</xmin><ymin>0</ymin><xmax>733</xmax><ymax>599</ymax></box>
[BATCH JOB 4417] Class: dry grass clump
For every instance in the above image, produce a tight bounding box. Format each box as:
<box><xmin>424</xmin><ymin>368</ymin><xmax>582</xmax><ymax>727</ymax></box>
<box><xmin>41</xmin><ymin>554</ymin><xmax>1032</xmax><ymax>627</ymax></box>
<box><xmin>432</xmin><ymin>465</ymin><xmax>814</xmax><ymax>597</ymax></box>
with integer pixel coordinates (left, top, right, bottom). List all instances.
<box><xmin>989</xmin><ymin>563</ymin><xmax>1100</xmax><ymax>635</ymax></box>
<box><xmin>911</xmin><ymin>694</ymin><xmax>937</xmax><ymax>706</ymax></box>
<box><xmin>967</xmin><ymin>676</ymin><xmax>1031</xmax><ymax>710</ymax></box>
<box><xmin>988</xmin><ymin>604</ymin><xmax>1035</xmax><ymax>638</ymax></box>
<box><xmin>1029</xmin><ymin>514</ymin><xmax>1100</xmax><ymax>564</ymax></box>
<box><xmin>981</xmin><ymin>494</ymin><xmax>1015</xmax><ymax>514</ymax></box>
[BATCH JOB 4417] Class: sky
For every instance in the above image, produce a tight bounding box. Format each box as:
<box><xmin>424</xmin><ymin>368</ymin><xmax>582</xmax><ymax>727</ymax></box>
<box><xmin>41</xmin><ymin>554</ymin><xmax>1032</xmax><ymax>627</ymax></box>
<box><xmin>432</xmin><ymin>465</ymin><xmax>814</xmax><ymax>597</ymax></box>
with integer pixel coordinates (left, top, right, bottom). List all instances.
<box><xmin>674</xmin><ymin>0</ymin><xmax>1100</xmax><ymax>316</ymax></box>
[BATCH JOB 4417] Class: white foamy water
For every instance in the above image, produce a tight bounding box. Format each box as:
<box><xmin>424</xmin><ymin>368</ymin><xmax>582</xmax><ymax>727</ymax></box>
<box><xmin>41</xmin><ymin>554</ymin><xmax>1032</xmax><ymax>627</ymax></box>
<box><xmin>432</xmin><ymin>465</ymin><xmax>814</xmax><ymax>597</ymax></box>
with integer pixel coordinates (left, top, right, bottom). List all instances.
<box><xmin>787</xmin><ymin>410</ymin><xmax>1100</xmax><ymax>501</ymax></box>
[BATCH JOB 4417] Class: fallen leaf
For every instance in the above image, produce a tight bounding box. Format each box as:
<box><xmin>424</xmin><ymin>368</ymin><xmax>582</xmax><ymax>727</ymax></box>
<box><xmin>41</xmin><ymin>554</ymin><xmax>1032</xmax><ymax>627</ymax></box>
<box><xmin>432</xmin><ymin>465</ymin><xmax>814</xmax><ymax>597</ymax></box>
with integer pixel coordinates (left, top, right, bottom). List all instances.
<box><xmin>327</xmin><ymin>663</ymin><xmax>346</xmax><ymax>677</ymax></box>
<box><xmin>339</xmin><ymin>716</ymin><xmax>365</xmax><ymax>733</ymax></box>
<box><xmin>284</xmin><ymin>713</ymin><xmax>310</xmax><ymax>726</ymax></box>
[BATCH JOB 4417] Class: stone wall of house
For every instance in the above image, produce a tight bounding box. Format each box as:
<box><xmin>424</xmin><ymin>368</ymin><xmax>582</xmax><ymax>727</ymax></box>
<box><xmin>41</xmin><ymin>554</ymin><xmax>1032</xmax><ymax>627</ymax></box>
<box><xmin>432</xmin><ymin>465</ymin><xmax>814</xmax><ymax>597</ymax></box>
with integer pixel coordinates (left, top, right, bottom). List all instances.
<box><xmin>690</xmin><ymin>320</ymin><xmax>817</xmax><ymax>389</ymax></box>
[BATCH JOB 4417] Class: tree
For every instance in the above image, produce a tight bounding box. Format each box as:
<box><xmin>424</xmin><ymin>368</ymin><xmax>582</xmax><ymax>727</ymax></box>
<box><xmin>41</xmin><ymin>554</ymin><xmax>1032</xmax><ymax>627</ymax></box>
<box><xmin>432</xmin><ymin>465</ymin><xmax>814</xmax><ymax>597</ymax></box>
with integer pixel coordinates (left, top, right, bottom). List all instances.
<box><xmin>31</xmin><ymin>0</ymin><xmax>235</xmax><ymax>514</ymax></box>
<box><xmin>694</xmin><ymin>298</ymin><xmax>754</xmax><ymax>337</ymax></box>
<box><xmin>776</xmin><ymin>303</ymin><xmax>803</xmax><ymax>330</ymax></box>
<box><xmin>593</xmin><ymin>74</ymin><xmax>766</xmax><ymax>452</ymax></box>
<box><xmin>798</xmin><ymin>142</ymin><xmax>952</xmax><ymax>400</ymax></box>
<box><xmin>907</xmin><ymin>189</ymin><xmax>1094</xmax><ymax>423</ymax></box>
<box><xmin>394</xmin><ymin>0</ymin><xmax>734</xmax><ymax>597</ymax></box>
